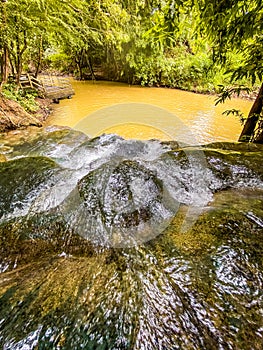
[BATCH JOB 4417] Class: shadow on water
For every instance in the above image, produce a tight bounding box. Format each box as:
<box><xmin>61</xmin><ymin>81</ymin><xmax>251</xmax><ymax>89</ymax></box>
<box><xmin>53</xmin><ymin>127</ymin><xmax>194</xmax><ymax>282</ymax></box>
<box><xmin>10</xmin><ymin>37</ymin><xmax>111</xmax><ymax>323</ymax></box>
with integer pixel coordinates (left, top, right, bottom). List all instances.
<box><xmin>0</xmin><ymin>126</ymin><xmax>262</xmax><ymax>349</ymax></box>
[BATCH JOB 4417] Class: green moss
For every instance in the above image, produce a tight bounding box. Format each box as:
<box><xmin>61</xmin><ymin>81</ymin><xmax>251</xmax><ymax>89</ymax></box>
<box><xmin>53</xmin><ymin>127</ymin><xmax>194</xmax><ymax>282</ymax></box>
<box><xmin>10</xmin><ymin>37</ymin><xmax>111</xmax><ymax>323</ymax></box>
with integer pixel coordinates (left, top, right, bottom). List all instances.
<box><xmin>0</xmin><ymin>154</ymin><xmax>6</xmax><ymax>162</ymax></box>
<box><xmin>0</xmin><ymin>156</ymin><xmax>60</xmax><ymax>217</ymax></box>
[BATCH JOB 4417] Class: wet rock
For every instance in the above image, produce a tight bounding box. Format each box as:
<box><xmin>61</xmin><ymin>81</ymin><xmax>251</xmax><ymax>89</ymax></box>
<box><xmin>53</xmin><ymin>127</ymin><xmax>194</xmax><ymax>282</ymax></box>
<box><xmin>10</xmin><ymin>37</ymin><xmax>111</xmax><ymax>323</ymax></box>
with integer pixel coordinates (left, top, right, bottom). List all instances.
<box><xmin>0</xmin><ymin>132</ymin><xmax>262</xmax><ymax>349</ymax></box>
<box><xmin>0</xmin><ymin>213</ymin><xmax>95</xmax><ymax>272</ymax></box>
<box><xmin>0</xmin><ymin>156</ymin><xmax>61</xmax><ymax>220</ymax></box>
<box><xmin>165</xmin><ymin>145</ymin><xmax>263</xmax><ymax>191</ymax></box>
<box><xmin>0</xmin><ymin>126</ymin><xmax>89</xmax><ymax>160</ymax></box>
<box><xmin>203</xmin><ymin>148</ymin><xmax>263</xmax><ymax>188</ymax></box>
<box><xmin>204</xmin><ymin>141</ymin><xmax>263</xmax><ymax>152</ymax></box>
<box><xmin>0</xmin><ymin>154</ymin><xmax>6</xmax><ymax>162</ymax></box>
<box><xmin>161</xmin><ymin>139</ymin><xmax>180</xmax><ymax>150</ymax></box>
<box><xmin>76</xmin><ymin>159</ymin><xmax>178</xmax><ymax>247</ymax></box>
<box><xmin>0</xmin><ymin>190</ymin><xmax>262</xmax><ymax>350</ymax></box>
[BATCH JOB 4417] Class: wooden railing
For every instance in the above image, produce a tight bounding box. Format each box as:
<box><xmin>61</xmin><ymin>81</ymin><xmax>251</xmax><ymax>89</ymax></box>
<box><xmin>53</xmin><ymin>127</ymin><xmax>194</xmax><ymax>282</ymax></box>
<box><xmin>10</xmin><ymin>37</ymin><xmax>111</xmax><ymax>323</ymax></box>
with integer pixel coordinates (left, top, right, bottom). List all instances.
<box><xmin>19</xmin><ymin>73</ymin><xmax>45</xmax><ymax>93</ymax></box>
<box><xmin>17</xmin><ymin>74</ymin><xmax>74</xmax><ymax>101</ymax></box>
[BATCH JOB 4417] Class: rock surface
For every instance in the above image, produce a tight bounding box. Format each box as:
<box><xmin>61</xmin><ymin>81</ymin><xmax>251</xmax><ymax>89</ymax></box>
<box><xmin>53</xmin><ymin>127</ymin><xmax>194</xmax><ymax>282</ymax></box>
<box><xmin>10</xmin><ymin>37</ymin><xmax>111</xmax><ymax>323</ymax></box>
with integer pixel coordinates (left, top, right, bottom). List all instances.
<box><xmin>0</xmin><ymin>129</ymin><xmax>262</xmax><ymax>349</ymax></box>
<box><xmin>0</xmin><ymin>95</ymin><xmax>50</xmax><ymax>132</ymax></box>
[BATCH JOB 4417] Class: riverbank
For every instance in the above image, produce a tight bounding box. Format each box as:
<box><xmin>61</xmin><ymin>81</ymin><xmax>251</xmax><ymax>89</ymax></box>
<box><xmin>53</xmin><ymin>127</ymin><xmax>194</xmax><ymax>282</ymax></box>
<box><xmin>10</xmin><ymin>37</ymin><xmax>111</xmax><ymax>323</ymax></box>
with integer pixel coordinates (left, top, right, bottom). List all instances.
<box><xmin>78</xmin><ymin>70</ymin><xmax>260</xmax><ymax>101</ymax></box>
<box><xmin>0</xmin><ymin>78</ymin><xmax>256</xmax><ymax>135</ymax></box>
<box><xmin>0</xmin><ymin>94</ymin><xmax>52</xmax><ymax>133</ymax></box>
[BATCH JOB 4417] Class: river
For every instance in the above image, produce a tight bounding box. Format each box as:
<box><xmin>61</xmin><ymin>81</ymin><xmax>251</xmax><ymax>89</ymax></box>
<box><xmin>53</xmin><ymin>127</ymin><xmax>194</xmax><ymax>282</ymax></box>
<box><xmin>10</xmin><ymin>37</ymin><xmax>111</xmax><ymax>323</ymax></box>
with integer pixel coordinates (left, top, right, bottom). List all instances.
<box><xmin>1</xmin><ymin>81</ymin><xmax>262</xmax><ymax>350</ymax></box>
<box><xmin>47</xmin><ymin>80</ymin><xmax>252</xmax><ymax>144</ymax></box>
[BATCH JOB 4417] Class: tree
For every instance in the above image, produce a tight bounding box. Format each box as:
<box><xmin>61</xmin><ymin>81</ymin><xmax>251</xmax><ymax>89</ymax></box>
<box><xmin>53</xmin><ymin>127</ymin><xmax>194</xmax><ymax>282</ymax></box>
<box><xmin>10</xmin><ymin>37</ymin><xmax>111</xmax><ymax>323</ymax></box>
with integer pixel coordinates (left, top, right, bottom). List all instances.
<box><xmin>0</xmin><ymin>0</ymin><xmax>9</xmax><ymax>89</ymax></box>
<box><xmin>55</xmin><ymin>0</ymin><xmax>129</xmax><ymax>81</ymax></box>
<box><xmin>0</xmin><ymin>0</ymin><xmax>85</xmax><ymax>84</ymax></box>
<box><xmin>196</xmin><ymin>0</ymin><xmax>263</xmax><ymax>143</ymax></box>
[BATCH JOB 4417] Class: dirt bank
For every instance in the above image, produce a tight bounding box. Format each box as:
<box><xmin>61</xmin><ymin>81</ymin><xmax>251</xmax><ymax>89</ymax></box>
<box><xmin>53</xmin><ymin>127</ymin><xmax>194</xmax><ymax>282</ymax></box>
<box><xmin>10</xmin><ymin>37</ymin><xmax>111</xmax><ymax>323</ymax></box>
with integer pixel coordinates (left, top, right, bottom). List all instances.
<box><xmin>0</xmin><ymin>95</ymin><xmax>52</xmax><ymax>133</ymax></box>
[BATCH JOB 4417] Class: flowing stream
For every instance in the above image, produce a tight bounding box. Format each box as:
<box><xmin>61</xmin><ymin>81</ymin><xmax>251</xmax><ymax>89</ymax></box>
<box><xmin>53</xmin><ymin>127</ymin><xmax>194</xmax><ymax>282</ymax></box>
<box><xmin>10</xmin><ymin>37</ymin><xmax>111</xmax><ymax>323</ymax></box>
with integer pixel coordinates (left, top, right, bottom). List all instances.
<box><xmin>0</xmin><ymin>83</ymin><xmax>262</xmax><ymax>349</ymax></box>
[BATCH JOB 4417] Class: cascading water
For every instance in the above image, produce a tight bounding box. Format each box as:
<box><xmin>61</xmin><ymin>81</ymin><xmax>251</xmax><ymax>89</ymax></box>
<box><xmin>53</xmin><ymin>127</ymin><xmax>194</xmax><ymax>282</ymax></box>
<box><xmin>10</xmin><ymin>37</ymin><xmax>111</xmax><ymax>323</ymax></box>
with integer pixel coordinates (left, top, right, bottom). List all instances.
<box><xmin>0</xmin><ymin>126</ymin><xmax>262</xmax><ymax>349</ymax></box>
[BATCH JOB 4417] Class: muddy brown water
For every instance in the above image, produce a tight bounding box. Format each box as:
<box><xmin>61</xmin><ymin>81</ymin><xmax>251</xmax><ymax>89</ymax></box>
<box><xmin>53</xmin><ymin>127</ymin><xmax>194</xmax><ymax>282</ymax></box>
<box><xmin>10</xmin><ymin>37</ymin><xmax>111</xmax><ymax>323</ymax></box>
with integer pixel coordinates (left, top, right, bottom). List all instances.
<box><xmin>47</xmin><ymin>80</ymin><xmax>252</xmax><ymax>144</ymax></box>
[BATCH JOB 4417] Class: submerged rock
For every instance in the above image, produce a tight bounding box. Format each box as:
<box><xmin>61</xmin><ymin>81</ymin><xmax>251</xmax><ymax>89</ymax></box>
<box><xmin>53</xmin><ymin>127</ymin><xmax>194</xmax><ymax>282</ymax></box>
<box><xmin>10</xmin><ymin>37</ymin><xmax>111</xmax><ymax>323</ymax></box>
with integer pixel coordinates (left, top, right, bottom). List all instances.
<box><xmin>0</xmin><ymin>131</ymin><xmax>262</xmax><ymax>349</ymax></box>
<box><xmin>165</xmin><ymin>145</ymin><xmax>263</xmax><ymax>191</ymax></box>
<box><xmin>0</xmin><ymin>133</ymin><xmax>262</xmax><ymax>251</ymax></box>
<box><xmin>0</xmin><ymin>156</ymin><xmax>61</xmax><ymax>220</ymax></box>
<box><xmin>76</xmin><ymin>159</ymin><xmax>178</xmax><ymax>247</ymax></box>
<box><xmin>0</xmin><ymin>190</ymin><xmax>262</xmax><ymax>350</ymax></box>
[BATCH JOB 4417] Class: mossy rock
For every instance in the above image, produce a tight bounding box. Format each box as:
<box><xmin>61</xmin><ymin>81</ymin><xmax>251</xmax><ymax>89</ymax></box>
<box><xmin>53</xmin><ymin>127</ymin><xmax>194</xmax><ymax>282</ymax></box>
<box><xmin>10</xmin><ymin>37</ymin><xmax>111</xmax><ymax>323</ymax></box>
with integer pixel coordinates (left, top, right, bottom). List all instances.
<box><xmin>0</xmin><ymin>126</ymin><xmax>89</xmax><ymax>160</ymax></box>
<box><xmin>0</xmin><ymin>192</ymin><xmax>262</xmax><ymax>350</ymax></box>
<box><xmin>77</xmin><ymin>159</ymin><xmax>177</xmax><ymax>247</ymax></box>
<box><xmin>0</xmin><ymin>154</ymin><xmax>6</xmax><ymax>162</ymax></box>
<box><xmin>0</xmin><ymin>156</ymin><xmax>61</xmax><ymax>218</ymax></box>
<box><xmin>163</xmin><ymin>143</ymin><xmax>263</xmax><ymax>189</ymax></box>
<box><xmin>0</xmin><ymin>213</ymin><xmax>95</xmax><ymax>272</ymax></box>
<box><xmin>204</xmin><ymin>141</ymin><xmax>263</xmax><ymax>152</ymax></box>
<box><xmin>0</xmin><ymin>135</ymin><xmax>262</xmax><ymax>349</ymax></box>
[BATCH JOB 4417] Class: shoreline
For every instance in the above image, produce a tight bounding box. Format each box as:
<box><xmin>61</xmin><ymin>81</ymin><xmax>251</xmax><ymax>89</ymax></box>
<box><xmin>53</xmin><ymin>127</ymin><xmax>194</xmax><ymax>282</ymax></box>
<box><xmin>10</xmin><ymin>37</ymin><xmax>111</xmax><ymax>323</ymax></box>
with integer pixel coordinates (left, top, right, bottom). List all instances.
<box><xmin>0</xmin><ymin>78</ymin><xmax>257</xmax><ymax>134</ymax></box>
<box><xmin>0</xmin><ymin>94</ymin><xmax>53</xmax><ymax>133</ymax></box>
<box><xmin>79</xmin><ymin>74</ymin><xmax>258</xmax><ymax>101</ymax></box>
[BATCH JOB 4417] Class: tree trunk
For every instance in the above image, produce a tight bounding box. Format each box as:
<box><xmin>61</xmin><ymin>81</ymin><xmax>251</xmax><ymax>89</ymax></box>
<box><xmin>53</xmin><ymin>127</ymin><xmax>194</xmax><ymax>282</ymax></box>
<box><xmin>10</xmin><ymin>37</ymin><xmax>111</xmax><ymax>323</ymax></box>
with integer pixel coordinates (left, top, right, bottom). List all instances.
<box><xmin>1</xmin><ymin>46</ymin><xmax>9</xmax><ymax>85</ymax></box>
<box><xmin>238</xmin><ymin>82</ymin><xmax>263</xmax><ymax>142</ymax></box>
<box><xmin>15</xmin><ymin>31</ymin><xmax>27</xmax><ymax>85</ymax></box>
<box><xmin>76</xmin><ymin>60</ymin><xmax>83</xmax><ymax>80</ymax></box>
<box><xmin>87</xmin><ymin>57</ymin><xmax>96</xmax><ymax>81</ymax></box>
<box><xmin>75</xmin><ymin>49</ymin><xmax>84</xmax><ymax>80</ymax></box>
<box><xmin>16</xmin><ymin>55</ymin><xmax>22</xmax><ymax>86</ymax></box>
<box><xmin>34</xmin><ymin>35</ymin><xmax>43</xmax><ymax>78</ymax></box>
<box><xmin>254</xmin><ymin>131</ymin><xmax>263</xmax><ymax>143</ymax></box>
<box><xmin>0</xmin><ymin>2</ymin><xmax>8</xmax><ymax>90</ymax></box>
<box><xmin>254</xmin><ymin>121</ymin><xmax>263</xmax><ymax>144</ymax></box>
<box><xmin>10</xmin><ymin>57</ymin><xmax>15</xmax><ymax>77</ymax></box>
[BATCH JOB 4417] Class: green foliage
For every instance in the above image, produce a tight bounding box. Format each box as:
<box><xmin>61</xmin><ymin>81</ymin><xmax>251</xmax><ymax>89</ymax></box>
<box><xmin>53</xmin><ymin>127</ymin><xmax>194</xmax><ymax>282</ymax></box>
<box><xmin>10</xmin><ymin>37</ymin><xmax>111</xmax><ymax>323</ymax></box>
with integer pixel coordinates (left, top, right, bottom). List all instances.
<box><xmin>2</xmin><ymin>84</ymin><xmax>39</xmax><ymax>113</ymax></box>
<box><xmin>215</xmin><ymin>85</ymin><xmax>252</xmax><ymax>105</ymax></box>
<box><xmin>0</xmin><ymin>0</ymin><xmax>262</xmax><ymax>143</ymax></box>
<box><xmin>187</xmin><ymin>0</ymin><xmax>263</xmax><ymax>142</ymax></box>
<box><xmin>222</xmin><ymin>109</ymin><xmax>246</xmax><ymax>125</ymax></box>
<box><xmin>125</xmin><ymin>43</ymin><xmax>227</xmax><ymax>93</ymax></box>
<box><xmin>44</xmin><ymin>52</ymin><xmax>73</xmax><ymax>74</ymax></box>
<box><xmin>0</xmin><ymin>0</ymin><xmax>86</xmax><ymax>81</ymax></box>
<box><xmin>165</xmin><ymin>51</ymin><xmax>223</xmax><ymax>92</ymax></box>
<box><xmin>1</xmin><ymin>0</ymin><xmax>261</xmax><ymax>97</ymax></box>
<box><xmin>197</xmin><ymin>0</ymin><xmax>263</xmax><ymax>85</ymax></box>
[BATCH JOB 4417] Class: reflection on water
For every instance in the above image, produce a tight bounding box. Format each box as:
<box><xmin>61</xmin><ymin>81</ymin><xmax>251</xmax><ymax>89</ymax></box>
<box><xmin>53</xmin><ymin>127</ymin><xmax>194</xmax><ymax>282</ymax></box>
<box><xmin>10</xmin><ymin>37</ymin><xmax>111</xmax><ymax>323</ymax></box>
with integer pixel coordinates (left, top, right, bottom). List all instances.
<box><xmin>47</xmin><ymin>80</ymin><xmax>252</xmax><ymax>143</ymax></box>
<box><xmin>97</xmin><ymin>122</ymin><xmax>173</xmax><ymax>140</ymax></box>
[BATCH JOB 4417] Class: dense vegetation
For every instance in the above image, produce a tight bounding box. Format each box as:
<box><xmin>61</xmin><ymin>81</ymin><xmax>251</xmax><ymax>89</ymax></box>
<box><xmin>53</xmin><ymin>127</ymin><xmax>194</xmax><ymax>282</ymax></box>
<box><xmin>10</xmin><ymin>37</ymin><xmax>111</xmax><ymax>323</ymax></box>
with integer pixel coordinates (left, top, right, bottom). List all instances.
<box><xmin>0</xmin><ymin>0</ymin><xmax>262</xmax><ymax>142</ymax></box>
